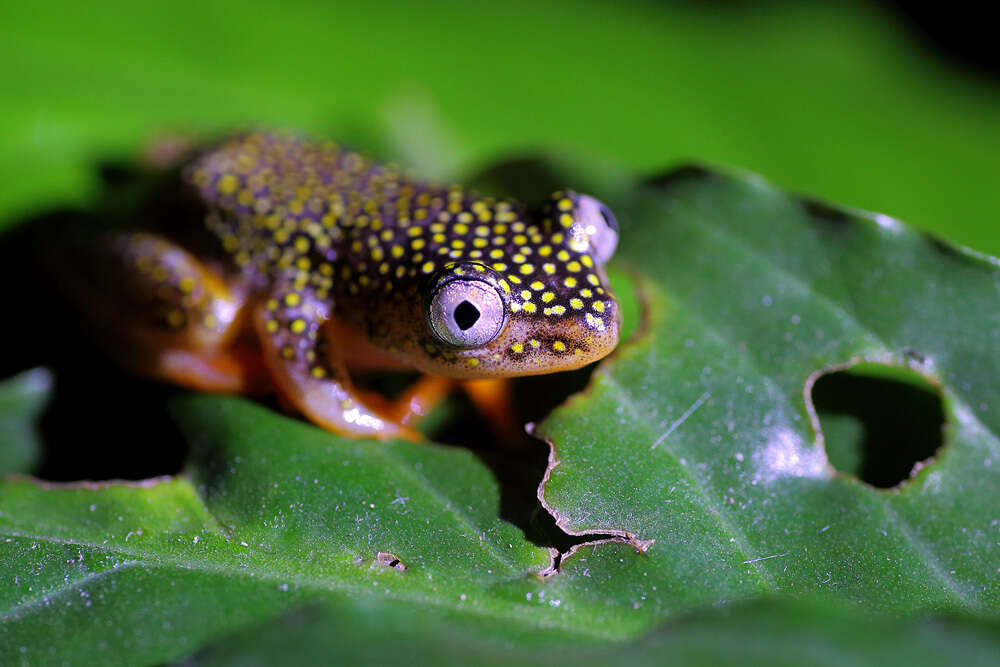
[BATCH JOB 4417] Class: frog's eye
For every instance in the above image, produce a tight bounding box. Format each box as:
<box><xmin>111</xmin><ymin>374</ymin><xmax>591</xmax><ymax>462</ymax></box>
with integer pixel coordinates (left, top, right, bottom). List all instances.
<box><xmin>574</xmin><ymin>194</ymin><xmax>619</xmax><ymax>265</ymax></box>
<box><xmin>426</xmin><ymin>278</ymin><xmax>507</xmax><ymax>348</ymax></box>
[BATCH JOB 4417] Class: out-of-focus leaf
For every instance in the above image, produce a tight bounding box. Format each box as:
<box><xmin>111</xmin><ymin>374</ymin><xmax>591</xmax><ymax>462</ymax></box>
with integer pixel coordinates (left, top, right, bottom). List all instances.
<box><xmin>192</xmin><ymin>597</ymin><xmax>1000</xmax><ymax>667</ymax></box>
<box><xmin>1</xmin><ymin>1</ymin><xmax>999</xmax><ymax>255</ymax></box>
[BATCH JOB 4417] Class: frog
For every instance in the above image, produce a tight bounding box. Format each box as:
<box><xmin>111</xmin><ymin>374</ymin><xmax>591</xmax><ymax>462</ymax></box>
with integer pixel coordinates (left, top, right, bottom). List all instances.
<box><xmin>70</xmin><ymin>131</ymin><xmax>621</xmax><ymax>439</ymax></box>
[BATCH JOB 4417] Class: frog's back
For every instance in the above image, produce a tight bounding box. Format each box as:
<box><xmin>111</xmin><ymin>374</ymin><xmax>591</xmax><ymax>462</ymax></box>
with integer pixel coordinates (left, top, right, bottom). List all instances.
<box><xmin>183</xmin><ymin>132</ymin><xmax>437</xmax><ymax>285</ymax></box>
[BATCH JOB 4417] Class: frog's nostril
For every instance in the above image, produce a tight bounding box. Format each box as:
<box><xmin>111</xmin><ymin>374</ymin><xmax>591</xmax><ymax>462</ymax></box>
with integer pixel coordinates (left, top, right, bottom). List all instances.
<box><xmin>454</xmin><ymin>301</ymin><xmax>480</xmax><ymax>331</ymax></box>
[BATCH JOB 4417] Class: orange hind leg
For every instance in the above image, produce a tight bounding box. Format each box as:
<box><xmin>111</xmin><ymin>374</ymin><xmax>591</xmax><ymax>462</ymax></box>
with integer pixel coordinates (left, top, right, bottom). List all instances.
<box><xmin>73</xmin><ymin>230</ymin><xmax>269</xmax><ymax>393</ymax></box>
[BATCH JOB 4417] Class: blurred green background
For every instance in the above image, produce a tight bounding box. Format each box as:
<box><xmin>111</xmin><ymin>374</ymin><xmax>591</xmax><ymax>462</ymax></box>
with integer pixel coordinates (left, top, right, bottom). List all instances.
<box><xmin>1</xmin><ymin>0</ymin><xmax>998</xmax><ymax>253</ymax></box>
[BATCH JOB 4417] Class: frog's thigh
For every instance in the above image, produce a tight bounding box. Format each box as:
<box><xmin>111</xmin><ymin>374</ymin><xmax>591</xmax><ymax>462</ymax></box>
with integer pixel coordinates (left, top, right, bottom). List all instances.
<box><xmin>92</xmin><ymin>231</ymin><xmax>258</xmax><ymax>392</ymax></box>
<box><xmin>253</xmin><ymin>284</ymin><xmax>411</xmax><ymax>440</ymax></box>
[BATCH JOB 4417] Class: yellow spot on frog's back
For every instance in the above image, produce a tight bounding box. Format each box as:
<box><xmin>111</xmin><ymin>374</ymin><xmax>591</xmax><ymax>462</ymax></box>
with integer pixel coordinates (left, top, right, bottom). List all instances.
<box><xmin>465</xmin><ymin>357</ymin><xmax>479</xmax><ymax>368</ymax></box>
<box><xmin>541</xmin><ymin>291</ymin><xmax>555</xmax><ymax>303</ymax></box>
<box><xmin>522</xmin><ymin>302</ymin><xmax>537</xmax><ymax>313</ymax></box>
<box><xmin>511</xmin><ymin>342</ymin><xmax>524</xmax><ymax>354</ymax></box>
<box><xmin>422</xmin><ymin>261</ymin><xmax>435</xmax><ymax>273</ymax></box>
<box><xmin>553</xmin><ymin>341</ymin><xmax>566</xmax><ymax>352</ymax></box>
<box><xmin>592</xmin><ymin>301</ymin><xmax>606</xmax><ymax>313</ymax></box>
<box><xmin>284</xmin><ymin>293</ymin><xmax>301</xmax><ymax>307</ymax></box>
<box><xmin>217</xmin><ymin>174</ymin><xmax>239</xmax><ymax>195</ymax></box>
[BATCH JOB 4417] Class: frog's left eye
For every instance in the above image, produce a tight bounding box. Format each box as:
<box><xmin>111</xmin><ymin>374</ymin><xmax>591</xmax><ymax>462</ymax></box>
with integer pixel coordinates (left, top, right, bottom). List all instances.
<box><xmin>426</xmin><ymin>278</ymin><xmax>507</xmax><ymax>348</ymax></box>
<box><xmin>574</xmin><ymin>194</ymin><xmax>619</xmax><ymax>265</ymax></box>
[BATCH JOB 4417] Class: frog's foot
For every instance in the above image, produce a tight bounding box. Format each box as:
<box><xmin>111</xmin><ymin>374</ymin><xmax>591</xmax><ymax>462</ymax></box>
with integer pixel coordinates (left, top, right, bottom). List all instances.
<box><xmin>381</xmin><ymin>375</ymin><xmax>456</xmax><ymax>428</ymax></box>
<box><xmin>69</xmin><ymin>230</ymin><xmax>260</xmax><ymax>392</ymax></box>
<box><xmin>371</xmin><ymin>375</ymin><xmax>521</xmax><ymax>442</ymax></box>
<box><xmin>254</xmin><ymin>282</ymin><xmax>416</xmax><ymax>440</ymax></box>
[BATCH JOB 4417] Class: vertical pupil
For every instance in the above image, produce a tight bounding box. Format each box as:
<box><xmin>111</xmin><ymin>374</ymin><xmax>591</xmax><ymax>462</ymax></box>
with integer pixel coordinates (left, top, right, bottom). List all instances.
<box><xmin>599</xmin><ymin>206</ymin><xmax>617</xmax><ymax>231</ymax></box>
<box><xmin>454</xmin><ymin>300</ymin><xmax>480</xmax><ymax>331</ymax></box>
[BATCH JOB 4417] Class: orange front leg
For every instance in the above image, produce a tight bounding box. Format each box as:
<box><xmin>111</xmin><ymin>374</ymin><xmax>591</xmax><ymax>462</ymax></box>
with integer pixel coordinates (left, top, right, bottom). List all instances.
<box><xmin>462</xmin><ymin>378</ymin><xmax>520</xmax><ymax>442</ymax></box>
<box><xmin>253</xmin><ymin>281</ymin><xmax>416</xmax><ymax>440</ymax></box>
<box><xmin>383</xmin><ymin>375</ymin><xmax>456</xmax><ymax>427</ymax></box>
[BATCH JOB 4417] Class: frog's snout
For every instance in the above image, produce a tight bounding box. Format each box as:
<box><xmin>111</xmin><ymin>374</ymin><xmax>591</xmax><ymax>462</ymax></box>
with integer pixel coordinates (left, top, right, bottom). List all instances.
<box><xmin>513</xmin><ymin>293</ymin><xmax>621</xmax><ymax>374</ymax></box>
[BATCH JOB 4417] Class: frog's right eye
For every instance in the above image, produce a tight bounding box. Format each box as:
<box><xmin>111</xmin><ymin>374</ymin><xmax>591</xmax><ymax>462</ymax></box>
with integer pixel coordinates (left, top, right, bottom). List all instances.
<box><xmin>573</xmin><ymin>194</ymin><xmax>619</xmax><ymax>265</ymax></box>
<box><xmin>426</xmin><ymin>278</ymin><xmax>507</xmax><ymax>348</ymax></box>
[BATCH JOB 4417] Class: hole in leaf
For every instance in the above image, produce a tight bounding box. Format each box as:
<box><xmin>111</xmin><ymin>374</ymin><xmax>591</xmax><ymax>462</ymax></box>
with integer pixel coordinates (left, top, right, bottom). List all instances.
<box><xmin>453</xmin><ymin>300</ymin><xmax>479</xmax><ymax>330</ymax></box>
<box><xmin>810</xmin><ymin>363</ymin><xmax>945</xmax><ymax>488</ymax></box>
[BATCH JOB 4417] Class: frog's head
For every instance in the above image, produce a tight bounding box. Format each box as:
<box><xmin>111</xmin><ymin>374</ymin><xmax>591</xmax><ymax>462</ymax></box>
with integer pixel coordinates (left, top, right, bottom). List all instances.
<box><xmin>414</xmin><ymin>191</ymin><xmax>621</xmax><ymax>379</ymax></box>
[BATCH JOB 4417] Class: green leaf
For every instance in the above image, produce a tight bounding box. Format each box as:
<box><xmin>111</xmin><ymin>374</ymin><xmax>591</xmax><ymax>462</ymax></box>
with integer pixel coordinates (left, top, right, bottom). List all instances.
<box><xmin>1</xmin><ymin>396</ymin><xmax>560</xmax><ymax>665</ymax></box>
<box><xmin>3</xmin><ymin>165</ymin><xmax>999</xmax><ymax>663</ymax></box>
<box><xmin>536</xmin><ymin>166</ymin><xmax>1000</xmax><ymax>619</ymax></box>
<box><xmin>0</xmin><ymin>368</ymin><xmax>51</xmax><ymax>475</ymax></box>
